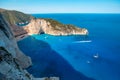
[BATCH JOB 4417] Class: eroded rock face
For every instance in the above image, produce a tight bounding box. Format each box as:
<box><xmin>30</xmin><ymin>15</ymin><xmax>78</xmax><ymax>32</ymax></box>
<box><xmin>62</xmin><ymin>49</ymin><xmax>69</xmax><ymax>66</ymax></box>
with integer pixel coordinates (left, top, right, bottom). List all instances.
<box><xmin>0</xmin><ymin>47</ymin><xmax>34</xmax><ymax>80</ymax></box>
<box><xmin>0</xmin><ymin>14</ymin><xmax>32</xmax><ymax>68</ymax></box>
<box><xmin>24</xmin><ymin>18</ymin><xmax>88</xmax><ymax>36</ymax></box>
<box><xmin>24</xmin><ymin>19</ymin><xmax>46</xmax><ymax>35</ymax></box>
<box><xmin>0</xmin><ymin>14</ymin><xmax>33</xmax><ymax>80</ymax></box>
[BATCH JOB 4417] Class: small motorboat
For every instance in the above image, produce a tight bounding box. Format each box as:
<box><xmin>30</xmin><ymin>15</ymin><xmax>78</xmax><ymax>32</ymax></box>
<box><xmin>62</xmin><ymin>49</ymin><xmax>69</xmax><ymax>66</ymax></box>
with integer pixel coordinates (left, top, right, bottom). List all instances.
<box><xmin>73</xmin><ymin>40</ymin><xmax>92</xmax><ymax>43</ymax></box>
<box><xmin>93</xmin><ymin>53</ymin><xmax>99</xmax><ymax>58</ymax></box>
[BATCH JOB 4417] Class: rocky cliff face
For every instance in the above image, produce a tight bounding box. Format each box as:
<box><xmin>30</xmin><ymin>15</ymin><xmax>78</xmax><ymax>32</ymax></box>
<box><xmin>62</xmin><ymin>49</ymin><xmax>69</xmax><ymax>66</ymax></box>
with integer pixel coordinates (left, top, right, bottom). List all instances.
<box><xmin>0</xmin><ymin>14</ymin><xmax>33</xmax><ymax>80</ymax></box>
<box><xmin>0</xmin><ymin>14</ymin><xmax>32</xmax><ymax>68</ymax></box>
<box><xmin>0</xmin><ymin>15</ymin><xmax>36</xmax><ymax>80</ymax></box>
<box><xmin>0</xmin><ymin>15</ymin><xmax>32</xmax><ymax>80</ymax></box>
<box><xmin>0</xmin><ymin>12</ymin><xmax>59</xmax><ymax>80</ymax></box>
<box><xmin>24</xmin><ymin>18</ymin><xmax>88</xmax><ymax>36</ymax></box>
<box><xmin>0</xmin><ymin>47</ymin><xmax>34</xmax><ymax>80</ymax></box>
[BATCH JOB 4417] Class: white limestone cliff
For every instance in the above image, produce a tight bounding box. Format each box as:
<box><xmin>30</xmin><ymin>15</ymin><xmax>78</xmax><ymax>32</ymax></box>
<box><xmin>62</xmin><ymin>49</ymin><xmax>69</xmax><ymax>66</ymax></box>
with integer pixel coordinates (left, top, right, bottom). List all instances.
<box><xmin>24</xmin><ymin>18</ymin><xmax>88</xmax><ymax>36</ymax></box>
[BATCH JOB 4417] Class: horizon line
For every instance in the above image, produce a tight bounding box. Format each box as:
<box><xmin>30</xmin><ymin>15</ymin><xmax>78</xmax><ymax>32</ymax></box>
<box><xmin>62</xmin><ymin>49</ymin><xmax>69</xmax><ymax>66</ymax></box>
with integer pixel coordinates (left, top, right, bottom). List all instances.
<box><xmin>29</xmin><ymin>12</ymin><xmax>120</xmax><ymax>14</ymax></box>
<box><xmin>1</xmin><ymin>8</ymin><xmax>120</xmax><ymax>14</ymax></box>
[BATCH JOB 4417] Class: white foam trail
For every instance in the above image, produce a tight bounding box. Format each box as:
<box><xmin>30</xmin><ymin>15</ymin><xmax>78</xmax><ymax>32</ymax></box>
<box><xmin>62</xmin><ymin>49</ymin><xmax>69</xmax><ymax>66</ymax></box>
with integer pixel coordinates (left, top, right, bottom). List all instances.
<box><xmin>73</xmin><ymin>40</ymin><xmax>92</xmax><ymax>43</ymax></box>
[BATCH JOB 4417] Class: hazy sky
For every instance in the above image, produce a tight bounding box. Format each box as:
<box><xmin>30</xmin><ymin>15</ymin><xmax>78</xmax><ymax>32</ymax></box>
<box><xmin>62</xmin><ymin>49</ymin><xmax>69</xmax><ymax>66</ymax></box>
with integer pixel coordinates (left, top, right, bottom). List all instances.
<box><xmin>0</xmin><ymin>0</ymin><xmax>120</xmax><ymax>13</ymax></box>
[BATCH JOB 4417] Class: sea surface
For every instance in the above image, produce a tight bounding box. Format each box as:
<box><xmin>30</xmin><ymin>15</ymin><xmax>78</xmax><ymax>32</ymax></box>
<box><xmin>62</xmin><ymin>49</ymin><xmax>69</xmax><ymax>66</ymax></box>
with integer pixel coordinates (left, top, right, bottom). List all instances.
<box><xmin>18</xmin><ymin>14</ymin><xmax>120</xmax><ymax>80</ymax></box>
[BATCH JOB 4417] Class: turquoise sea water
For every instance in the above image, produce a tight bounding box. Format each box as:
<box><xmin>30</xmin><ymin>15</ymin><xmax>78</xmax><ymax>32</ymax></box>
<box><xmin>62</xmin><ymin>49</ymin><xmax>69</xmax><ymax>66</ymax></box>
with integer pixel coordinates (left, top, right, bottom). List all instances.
<box><xmin>18</xmin><ymin>14</ymin><xmax>120</xmax><ymax>80</ymax></box>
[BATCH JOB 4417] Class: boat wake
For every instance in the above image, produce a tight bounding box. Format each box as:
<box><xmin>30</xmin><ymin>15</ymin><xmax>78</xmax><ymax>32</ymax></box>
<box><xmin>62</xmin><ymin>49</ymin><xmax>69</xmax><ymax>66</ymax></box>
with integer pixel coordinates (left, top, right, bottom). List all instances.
<box><xmin>73</xmin><ymin>40</ymin><xmax>92</xmax><ymax>43</ymax></box>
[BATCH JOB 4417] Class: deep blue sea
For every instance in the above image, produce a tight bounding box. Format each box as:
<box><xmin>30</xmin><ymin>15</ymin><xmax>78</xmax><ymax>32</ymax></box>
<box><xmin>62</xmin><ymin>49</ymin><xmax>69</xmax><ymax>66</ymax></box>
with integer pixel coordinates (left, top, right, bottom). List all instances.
<box><xmin>18</xmin><ymin>14</ymin><xmax>120</xmax><ymax>80</ymax></box>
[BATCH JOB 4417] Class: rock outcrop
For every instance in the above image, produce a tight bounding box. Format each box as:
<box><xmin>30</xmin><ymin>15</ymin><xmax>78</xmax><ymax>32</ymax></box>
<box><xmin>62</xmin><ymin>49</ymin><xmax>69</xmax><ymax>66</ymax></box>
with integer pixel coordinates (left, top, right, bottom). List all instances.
<box><xmin>24</xmin><ymin>18</ymin><xmax>88</xmax><ymax>36</ymax></box>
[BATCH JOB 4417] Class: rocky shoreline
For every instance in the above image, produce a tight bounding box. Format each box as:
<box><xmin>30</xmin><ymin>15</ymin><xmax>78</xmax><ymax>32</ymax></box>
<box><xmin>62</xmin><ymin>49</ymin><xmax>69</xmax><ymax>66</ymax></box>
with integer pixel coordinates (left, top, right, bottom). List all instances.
<box><xmin>16</xmin><ymin>34</ymin><xmax>29</xmax><ymax>41</ymax></box>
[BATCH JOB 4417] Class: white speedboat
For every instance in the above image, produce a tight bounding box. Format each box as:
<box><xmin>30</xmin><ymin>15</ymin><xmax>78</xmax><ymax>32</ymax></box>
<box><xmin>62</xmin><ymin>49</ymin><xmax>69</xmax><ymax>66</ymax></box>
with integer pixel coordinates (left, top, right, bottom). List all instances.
<box><xmin>93</xmin><ymin>53</ymin><xmax>99</xmax><ymax>58</ymax></box>
<box><xmin>73</xmin><ymin>40</ymin><xmax>92</xmax><ymax>43</ymax></box>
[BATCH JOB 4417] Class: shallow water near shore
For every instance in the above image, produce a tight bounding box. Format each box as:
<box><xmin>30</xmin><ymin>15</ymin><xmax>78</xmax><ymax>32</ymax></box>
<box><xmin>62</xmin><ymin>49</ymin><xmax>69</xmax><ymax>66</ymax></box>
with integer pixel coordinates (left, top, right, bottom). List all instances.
<box><xmin>18</xmin><ymin>14</ymin><xmax>120</xmax><ymax>80</ymax></box>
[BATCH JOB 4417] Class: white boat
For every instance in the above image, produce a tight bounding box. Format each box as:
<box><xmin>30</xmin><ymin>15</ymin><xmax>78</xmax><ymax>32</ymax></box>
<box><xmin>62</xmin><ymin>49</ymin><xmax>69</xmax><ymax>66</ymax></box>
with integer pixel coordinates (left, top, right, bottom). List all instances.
<box><xmin>73</xmin><ymin>40</ymin><xmax>92</xmax><ymax>43</ymax></box>
<box><xmin>93</xmin><ymin>53</ymin><xmax>99</xmax><ymax>58</ymax></box>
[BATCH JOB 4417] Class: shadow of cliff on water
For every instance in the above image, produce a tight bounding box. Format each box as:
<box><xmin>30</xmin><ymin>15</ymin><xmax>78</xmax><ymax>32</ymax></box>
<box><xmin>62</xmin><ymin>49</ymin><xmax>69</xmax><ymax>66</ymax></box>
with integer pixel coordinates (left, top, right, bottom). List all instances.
<box><xmin>17</xmin><ymin>36</ymin><xmax>95</xmax><ymax>80</ymax></box>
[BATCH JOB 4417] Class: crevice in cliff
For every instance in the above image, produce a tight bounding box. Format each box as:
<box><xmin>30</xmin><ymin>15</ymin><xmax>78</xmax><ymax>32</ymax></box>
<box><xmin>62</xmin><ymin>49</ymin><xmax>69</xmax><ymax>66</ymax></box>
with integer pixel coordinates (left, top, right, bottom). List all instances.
<box><xmin>0</xmin><ymin>47</ymin><xmax>13</xmax><ymax>64</ymax></box>
<box><xmin>0</xmin><ymin>18</ymin><xmax>9</xmax><ymax>38</ymax></box>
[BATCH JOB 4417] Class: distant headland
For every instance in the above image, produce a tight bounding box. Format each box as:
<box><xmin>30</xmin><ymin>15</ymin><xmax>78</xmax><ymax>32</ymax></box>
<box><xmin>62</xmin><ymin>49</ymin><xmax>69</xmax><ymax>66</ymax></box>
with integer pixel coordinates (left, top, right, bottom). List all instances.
<box><xmin>0</xmin><ymin>8</ymin><xmax>88</xmax><ymax>41</ymax></box>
